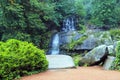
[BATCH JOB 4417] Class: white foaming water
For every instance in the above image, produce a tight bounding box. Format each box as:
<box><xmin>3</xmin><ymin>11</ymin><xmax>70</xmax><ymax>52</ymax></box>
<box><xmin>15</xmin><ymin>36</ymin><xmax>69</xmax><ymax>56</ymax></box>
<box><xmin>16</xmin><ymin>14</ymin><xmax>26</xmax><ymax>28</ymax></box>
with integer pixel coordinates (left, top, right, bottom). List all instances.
<box><xmin>62</xmin><ymin>17</ymin><xmax>76</xmax><ymax>32</ymax></box>
<box><xmin>51</xmin><ymin>33</ymin><xmax>60</xmax><ymax>55</ymax></box>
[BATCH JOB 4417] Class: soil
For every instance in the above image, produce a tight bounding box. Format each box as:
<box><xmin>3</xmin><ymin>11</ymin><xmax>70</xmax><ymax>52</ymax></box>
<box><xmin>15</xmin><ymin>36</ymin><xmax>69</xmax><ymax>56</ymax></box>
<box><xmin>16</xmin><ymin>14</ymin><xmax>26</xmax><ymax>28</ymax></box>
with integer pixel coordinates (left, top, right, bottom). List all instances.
<box><xmin>21</xmin><ymin>66</ymin><xmax>120</xmax><ymax>80</ymax></box>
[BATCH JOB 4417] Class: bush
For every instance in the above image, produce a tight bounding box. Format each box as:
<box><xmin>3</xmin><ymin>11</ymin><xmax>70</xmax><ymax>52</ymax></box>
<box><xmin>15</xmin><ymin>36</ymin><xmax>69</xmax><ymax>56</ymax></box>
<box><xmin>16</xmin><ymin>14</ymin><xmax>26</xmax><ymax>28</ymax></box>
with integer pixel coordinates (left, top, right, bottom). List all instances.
<box><xmin>111</xmin><ymin>41</ymin><xmax>120</xmax><ymax>70</ymax></box>
<box><xmin>0</xmin><ymin>39</ymin><xmax>48</xmax><ymax>80</ymax></box>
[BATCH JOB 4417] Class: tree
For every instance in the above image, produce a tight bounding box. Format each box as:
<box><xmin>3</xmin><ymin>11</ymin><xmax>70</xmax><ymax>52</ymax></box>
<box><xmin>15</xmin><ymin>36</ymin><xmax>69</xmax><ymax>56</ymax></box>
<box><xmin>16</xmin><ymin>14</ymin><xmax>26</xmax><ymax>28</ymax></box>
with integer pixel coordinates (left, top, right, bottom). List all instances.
<box><xmin>90</xmin><ymin>0</ymin><xmax>120</xmax><ymax>28</ymax></box>
<box><xmin>0</xmin><ymin>0</ymin><xmax>86</xmax><ymax>49</ymax></box>
<box><xmin>0</xmin><ymin>0</ymin><xmax>57</xmax><ymax>49</ymax></box>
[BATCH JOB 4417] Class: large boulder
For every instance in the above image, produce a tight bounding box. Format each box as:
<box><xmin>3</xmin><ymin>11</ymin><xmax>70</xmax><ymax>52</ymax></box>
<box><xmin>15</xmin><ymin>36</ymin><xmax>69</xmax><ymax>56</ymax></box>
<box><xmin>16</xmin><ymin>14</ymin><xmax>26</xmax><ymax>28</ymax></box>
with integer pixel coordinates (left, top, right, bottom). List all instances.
<box><xmin>81</xmin><ymin>45</ymin><xmax>108</xmax><ymax>65</ymax></box>
<box><xmin>46</xmin><ymin>55</ymin><xmax>75</xmax><ymax>69</ymax></box>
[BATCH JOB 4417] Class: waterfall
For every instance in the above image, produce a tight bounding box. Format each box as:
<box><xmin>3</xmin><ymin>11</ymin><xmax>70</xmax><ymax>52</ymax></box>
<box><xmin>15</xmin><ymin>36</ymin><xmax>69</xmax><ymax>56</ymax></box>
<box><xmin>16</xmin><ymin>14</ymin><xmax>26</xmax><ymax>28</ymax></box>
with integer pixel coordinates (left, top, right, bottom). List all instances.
<box><xmin>51</xmin><ymin>33</ymin><xmax>60</xmax><ymax>55</ymax></box>
<box><xmin>48</xmin><ymin>16</ymin><xmax>77</xmax><ymax>55</ymax></box>
<box><xmin>62</xmin><ymin>16</ymin><xmax>76</xmax><ymax>32</ymax></box>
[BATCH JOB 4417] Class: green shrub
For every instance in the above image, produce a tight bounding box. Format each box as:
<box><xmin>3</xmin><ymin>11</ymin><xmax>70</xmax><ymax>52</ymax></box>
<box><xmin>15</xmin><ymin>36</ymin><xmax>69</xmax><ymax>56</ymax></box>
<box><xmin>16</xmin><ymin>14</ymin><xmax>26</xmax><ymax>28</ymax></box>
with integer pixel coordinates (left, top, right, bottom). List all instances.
<box><xmin>110</xmin><ymin>29</ymin><xmax>120</xmax><ymax>41</ymax></box>
<box><xmin>111</xmin><ymin>41</ymin><xmax>120</xmax><ymax>70</ymax></box>
<box><xmin>0</xmin><ymin>39</ymin><xmax>48</xmax><ymax>80</ymax></box>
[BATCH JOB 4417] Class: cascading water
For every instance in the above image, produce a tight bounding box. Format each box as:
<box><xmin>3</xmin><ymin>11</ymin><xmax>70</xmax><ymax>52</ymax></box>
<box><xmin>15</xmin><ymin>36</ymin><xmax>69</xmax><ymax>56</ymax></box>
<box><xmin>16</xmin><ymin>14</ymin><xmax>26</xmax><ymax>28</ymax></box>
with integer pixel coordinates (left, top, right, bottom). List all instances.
<box><xmin>62</xmin><ymin>16</ymin><xmax>76</xmax><ymax>32</ymax></box>
<box><xmin>48</xmin><ymin>16</ymin><xmax>77</xmax><ymax>55</ymax></box>
<box><xmin>51</xmin><ymin>33</ymin><xmax>60</xmax><ymax>55</ymax></box>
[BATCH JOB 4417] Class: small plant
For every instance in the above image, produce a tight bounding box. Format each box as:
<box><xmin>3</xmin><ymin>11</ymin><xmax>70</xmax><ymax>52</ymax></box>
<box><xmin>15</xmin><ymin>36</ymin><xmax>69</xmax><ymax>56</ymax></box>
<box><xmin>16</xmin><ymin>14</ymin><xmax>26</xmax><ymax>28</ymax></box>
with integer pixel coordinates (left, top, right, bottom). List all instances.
<box><xmin>68</xmin><ymin>35</ymin><xmax>88</xmax><ymax>50</ymax></box>
<box><xmin>72</xmin><ymin>54</ymin><xmax>82</xmax><ymax>66</ymax></box>
<box><xmin>78</xmin><ymin>24</ymin><xmax>86</xmax><ymax>34</ymax></box>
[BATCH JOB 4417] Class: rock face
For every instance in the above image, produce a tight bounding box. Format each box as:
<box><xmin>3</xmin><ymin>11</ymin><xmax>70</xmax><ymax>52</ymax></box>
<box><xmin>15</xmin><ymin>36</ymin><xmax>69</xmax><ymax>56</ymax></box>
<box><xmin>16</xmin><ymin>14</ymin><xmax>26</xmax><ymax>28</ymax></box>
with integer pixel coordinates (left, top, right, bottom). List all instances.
<box><xmin>46</xmin><ymin>55</ymin><xmax>75</xmax><ymax>69</ymax></box>
<box><xmin>81</xmin><ymin>45</ymin><xmax>108</xmax><ymax>65</ymax></box>
<box><xmin>59</xmin><ymin>31</ymin><xmax>81</xmax><ymax>45</ymax></box>
<box><xmin>60</xmin><ymin>31</ymin><xmax>113</xmax><ymax>51</ymax></box>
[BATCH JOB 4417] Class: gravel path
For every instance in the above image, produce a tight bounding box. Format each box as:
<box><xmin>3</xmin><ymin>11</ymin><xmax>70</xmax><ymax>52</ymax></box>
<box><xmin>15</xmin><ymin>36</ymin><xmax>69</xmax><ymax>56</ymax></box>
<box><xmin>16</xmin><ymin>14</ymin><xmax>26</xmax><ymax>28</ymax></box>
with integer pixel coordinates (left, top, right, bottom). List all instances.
<box><xmin>21</xmin><ymin>66</ymin><xmax>120</xmax><ymax>80</ymax></box>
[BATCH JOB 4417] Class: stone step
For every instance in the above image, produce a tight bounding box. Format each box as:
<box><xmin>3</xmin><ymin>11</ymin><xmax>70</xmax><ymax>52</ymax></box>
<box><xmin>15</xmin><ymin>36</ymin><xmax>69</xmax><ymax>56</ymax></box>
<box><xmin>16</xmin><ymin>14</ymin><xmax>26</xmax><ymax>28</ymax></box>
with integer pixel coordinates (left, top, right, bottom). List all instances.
<box><xmin>46</xmin><ymin>55</ymin><xmax>75</xmax><ymax>69</ymax></box>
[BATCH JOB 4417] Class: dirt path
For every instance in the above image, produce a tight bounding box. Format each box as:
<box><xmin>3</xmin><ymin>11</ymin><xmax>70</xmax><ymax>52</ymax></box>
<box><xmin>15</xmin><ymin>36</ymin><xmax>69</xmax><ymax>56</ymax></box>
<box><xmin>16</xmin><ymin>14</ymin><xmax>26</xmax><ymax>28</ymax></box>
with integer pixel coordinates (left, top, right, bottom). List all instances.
<box><xmin>21</xmin><ymin>66</ymin><xmax>120</xmax><ymax>80</ymax></box>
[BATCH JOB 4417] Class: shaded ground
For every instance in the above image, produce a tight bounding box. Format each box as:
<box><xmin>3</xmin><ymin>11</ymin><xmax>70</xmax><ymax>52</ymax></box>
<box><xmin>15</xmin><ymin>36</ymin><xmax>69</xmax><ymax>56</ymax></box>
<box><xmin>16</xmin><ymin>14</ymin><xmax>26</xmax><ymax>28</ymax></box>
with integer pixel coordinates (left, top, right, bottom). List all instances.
<box><xmin>21</xmin><ymin>66</ymin><xmax>120</xmax><ymax>80</ymax></box>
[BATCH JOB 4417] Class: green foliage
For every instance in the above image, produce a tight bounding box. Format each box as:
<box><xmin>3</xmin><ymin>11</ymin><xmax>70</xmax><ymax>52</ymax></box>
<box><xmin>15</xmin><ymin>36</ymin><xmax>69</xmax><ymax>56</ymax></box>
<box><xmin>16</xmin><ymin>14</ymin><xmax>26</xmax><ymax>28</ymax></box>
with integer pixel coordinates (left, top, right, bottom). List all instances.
<box><xmin>55</xmin><ymin>0</ymin><xmax>75</xmax><ymax>15</ymax></box>
<box><xmin>0</xmin><ymin>0</ymin><xmax>56</xmax><ymax>49</ymax></box>
<box><xmin>89</xmin><ymin>0</ymin><xmax>120</xmax><ymax>28</ymax></box>
<box><xmin>75</xmin><ymin>0</ymin><xmax>86</xmax><ymax>17</ymax></box>
<box><xmin>72</xmin><ymin>54</ymin><xmax>82</xmax><ymax>66</ymax></box>
<box><xmin>68</xmin><ymin>35</ymin><xmax>88</xmax><ymax>50</ymax></box>
<box><xmin>0</xmin><ymin>39</ymin><xmax>48</xmax><ymax>80</ymax></box>
<box><xmin>110</xmin><ymin>29</ymin><xmax>120</xmax><ymax>41</ymax></box>
<box><xmin>0</xmin><ymin>0</ymin><xmax>56</xmax><ymax>29</ymax></box>
<box><xmin>111</xmin><ymin>41</ymin><xmax>120</xmax><ymax>70</ymax></box>
<box><xmin>78</xmin><ymin>24</ymin><xmax>86</xmax><ymax>34</ymax></box>
<box><xmin>1</xmin><ymin>31</ymin><xmax>51</xmax><ymax>49</ymax></box>
<box><xmin>82</xmin><ymin>0</ymin><xmax>120</xmax><ymax>28</ymax></box>
<box><xmin>0</xmin><ymin>0</ymin><xmax>86</xmax><ymax>50</ymax></box>
<box><xmin>1</xmin><ymin>31</ymin><xmax>32</xmax><ymax>42</ymax></box>
<box><xmin>52</xmin><ymin>0</ymin><xmax>86</xmax><ymax>19</ymax></box>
